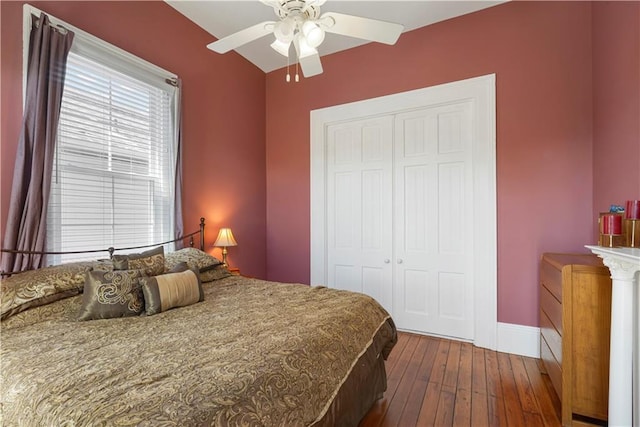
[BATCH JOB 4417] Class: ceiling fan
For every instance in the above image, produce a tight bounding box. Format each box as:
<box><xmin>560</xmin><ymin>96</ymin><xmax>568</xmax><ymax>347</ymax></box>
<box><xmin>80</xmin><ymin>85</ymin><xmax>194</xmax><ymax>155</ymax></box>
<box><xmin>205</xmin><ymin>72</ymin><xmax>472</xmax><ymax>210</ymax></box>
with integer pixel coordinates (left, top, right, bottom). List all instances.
<box><xmin>206</xmin><ymin>0</ymin><xmax>404</xmax><ymax>79</ymax></box>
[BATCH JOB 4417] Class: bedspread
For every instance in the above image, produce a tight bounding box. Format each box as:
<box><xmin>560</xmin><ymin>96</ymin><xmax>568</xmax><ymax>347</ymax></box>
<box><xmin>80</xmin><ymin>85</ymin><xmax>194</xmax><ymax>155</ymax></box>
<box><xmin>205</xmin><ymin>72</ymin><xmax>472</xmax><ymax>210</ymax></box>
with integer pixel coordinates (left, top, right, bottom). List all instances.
<box><xmin>1</xmin><ymin>276</ymin><xmax>396</xmax><ymax>426</ymax></box>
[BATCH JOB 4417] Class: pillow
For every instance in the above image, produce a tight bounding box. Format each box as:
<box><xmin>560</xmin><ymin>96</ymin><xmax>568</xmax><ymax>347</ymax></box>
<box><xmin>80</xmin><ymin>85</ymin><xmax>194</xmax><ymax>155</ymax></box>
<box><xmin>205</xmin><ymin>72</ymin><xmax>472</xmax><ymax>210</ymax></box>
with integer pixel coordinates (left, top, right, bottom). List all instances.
<box><xmin>84</xmin><ymin>259</ymin><xmax>115</xmax><ymax>272</ymax></box>
<box><xmin>1</xmin><ymin>262</ymin><xmax>93</xmax><ymax>320</ymax></box>
<box><xmin>199</xmin><ymin>264</ymin><xmax>232</xmax><ymax>283</ymax></box>
<box><xmin>167</xmin><ymin>261</ymin><xmax>189</xmax><ymax>273</ymax></box>
<box><xmin>112</xmin><ymin>246</ymin><xmax>164</xmax><ymax>276</ymax></box>
<box><xmin>77</xmin><ymin>269</ymin><xmax>146</xmax><ymax>321</ymax></box>
<box><xmin>140</xmin><ymin>264</ymin><xmax>203</xmax><ymax>316</ymax></box>
<box><xmin>164</xmin><ymin>247</ymin><xmax>222</xmax><ymax>274</ymax></box>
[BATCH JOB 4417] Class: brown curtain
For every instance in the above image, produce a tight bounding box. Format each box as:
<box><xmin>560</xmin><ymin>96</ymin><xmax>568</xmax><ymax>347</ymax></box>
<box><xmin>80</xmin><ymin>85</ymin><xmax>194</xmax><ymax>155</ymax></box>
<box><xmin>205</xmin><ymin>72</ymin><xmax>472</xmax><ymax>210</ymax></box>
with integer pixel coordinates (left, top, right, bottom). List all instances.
<box><xmin>173</xmin><ymin>78</ymin><xmax>184</xmax><ymax>249</ymax></box>
<box><xmin>0</xmin><ymin>13</ymin><xmax>74</xmax><ymax>273</ymax></box>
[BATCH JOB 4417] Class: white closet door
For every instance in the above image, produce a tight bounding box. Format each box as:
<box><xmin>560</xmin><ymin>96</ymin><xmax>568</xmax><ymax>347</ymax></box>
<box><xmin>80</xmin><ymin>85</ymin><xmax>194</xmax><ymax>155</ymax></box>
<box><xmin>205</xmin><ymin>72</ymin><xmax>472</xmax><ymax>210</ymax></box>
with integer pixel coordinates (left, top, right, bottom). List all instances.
<box><xmin>326</xmin><ymin>116</ymin><xmax>393</xmax><ymax>313</ymax></box>
<box><xmin>393</xmin><ymin>101</ymin><xmax>474</xmax><ymax>339</ymax></box>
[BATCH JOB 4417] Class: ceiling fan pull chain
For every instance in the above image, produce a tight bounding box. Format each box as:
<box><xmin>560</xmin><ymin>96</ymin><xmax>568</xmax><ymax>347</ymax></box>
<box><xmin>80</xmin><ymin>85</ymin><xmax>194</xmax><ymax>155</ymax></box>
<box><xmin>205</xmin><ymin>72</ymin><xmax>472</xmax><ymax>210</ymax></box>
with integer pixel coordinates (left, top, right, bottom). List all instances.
<box><xmin>295</xmin><ymin>59</ymin><xmax>300</xmax><ymax>82</ymax></box>
<box><xmin>286</xmin><ymin>52</ymin><xmax>291</xmax><ymax>82</ymax></box>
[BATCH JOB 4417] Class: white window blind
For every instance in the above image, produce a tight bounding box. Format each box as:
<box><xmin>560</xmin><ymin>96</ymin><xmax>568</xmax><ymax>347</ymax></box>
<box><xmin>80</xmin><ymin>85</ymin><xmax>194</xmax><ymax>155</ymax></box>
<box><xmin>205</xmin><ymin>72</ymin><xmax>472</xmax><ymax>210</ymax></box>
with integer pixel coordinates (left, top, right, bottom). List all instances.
<box><xmin>46</xmin><ymin>41</ymin><xmax>178</xmax><ymax>264</ymax></box>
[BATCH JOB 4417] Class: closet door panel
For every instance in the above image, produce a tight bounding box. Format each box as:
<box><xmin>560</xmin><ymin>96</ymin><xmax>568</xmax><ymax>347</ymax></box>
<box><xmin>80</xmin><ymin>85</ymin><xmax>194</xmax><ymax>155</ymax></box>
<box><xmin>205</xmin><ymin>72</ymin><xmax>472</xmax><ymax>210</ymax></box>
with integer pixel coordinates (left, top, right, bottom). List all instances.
<box><xmin>394</xmin><ymin>102</ymin><xmax>474</xmax><ymax>339</ymax></box>
<box><xmin>402</xmin><ymin>269</ymin><xmax>434</xmax><ymax>315</ymax></box>
<box><xmin>438</xmin><ymin>272</ymin><xmax>466</xmax><ymax>320</ymax></box>
<box><xmin>326</xmin><ymin>117</ymin><xmax>393</xmax><ymax>313</ymax></box>
<box><xmin>438</xmin><ymin>162</ymin><xmax>465</xmax><ymax>255</ymax></box>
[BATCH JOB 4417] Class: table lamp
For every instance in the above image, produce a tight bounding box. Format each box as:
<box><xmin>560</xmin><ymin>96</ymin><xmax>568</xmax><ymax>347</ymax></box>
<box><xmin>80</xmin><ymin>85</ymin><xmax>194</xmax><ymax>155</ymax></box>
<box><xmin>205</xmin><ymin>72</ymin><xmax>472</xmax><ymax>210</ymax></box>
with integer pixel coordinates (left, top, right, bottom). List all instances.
<box><xmin>214</xmin><ymin>228</ymin><xmax>237</xmax><ymax>266</ymax></box>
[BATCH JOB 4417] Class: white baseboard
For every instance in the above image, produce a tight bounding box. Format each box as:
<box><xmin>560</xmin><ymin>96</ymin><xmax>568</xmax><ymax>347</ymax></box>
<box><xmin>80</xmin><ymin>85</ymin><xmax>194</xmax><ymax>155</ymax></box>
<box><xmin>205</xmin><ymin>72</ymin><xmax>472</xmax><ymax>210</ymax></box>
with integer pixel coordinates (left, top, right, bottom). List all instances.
<box><xmin>496</xmin><ymin>322</ymin><xmax>540</xmax><ymax>358</ymax></box>
<box><xmin>396</xmin><ymin>322</ymin><xmax>541</xmax><ymax>358</ymax></box>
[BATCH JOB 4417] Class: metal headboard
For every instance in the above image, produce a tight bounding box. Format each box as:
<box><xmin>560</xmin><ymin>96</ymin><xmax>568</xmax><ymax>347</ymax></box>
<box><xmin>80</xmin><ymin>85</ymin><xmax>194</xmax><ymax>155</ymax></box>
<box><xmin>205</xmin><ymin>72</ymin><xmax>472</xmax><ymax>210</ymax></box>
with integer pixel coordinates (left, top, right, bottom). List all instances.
<box><xmin>0</xmin><ymin>217</ymin><xmax>205</xmax><ymax>277</ymax></box>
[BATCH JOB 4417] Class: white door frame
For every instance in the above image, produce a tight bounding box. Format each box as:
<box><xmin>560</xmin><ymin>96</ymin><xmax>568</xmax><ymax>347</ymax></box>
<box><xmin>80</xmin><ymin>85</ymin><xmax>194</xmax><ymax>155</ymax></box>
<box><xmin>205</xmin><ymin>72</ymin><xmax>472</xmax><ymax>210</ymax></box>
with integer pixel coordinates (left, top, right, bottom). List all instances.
<box><xmin>310</xmin><ymin>74</ymin><xmax>497</xmax><ymax>350</ymax></box>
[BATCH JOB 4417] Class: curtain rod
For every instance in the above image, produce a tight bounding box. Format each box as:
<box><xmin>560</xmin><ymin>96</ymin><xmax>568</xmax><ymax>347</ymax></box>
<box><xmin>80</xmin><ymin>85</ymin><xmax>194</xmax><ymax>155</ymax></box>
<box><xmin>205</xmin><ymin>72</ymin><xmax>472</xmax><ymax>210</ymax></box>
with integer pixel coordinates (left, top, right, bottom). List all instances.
<box><xmin>23</xmin><ymin>4</ymin><xmax>178</xmax><ymax>80</ymax></box>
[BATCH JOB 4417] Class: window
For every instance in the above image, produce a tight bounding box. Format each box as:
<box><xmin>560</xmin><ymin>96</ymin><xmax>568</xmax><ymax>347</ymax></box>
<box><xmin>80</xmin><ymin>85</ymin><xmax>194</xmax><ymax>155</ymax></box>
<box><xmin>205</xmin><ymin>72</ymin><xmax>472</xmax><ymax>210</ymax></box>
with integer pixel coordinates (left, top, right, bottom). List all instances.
<box><xmin>37</xmin><ymin>11</ymin><xmax>180</xmax><ymax>264</ymax></box>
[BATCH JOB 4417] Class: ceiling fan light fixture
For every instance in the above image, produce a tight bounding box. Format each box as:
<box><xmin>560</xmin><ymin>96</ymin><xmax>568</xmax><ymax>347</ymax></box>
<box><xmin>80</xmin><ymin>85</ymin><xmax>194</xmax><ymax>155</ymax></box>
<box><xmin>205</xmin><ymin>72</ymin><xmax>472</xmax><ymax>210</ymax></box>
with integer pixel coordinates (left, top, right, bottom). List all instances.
<box><xmin>295</xmin><ymin>33</ymin><xmax>318</xmax><ymax>59</ymax></box>
<box><xmin>274</xmin><ymin>18</ymin><xmax>295</xmax><ymax>43</ymax></box>
<box><xmin>206</xmin><ymin>1</ymin><xmax>404</xmax><ymax>79</ymax></box>
<box><xmin>301</xmin><ymin>20</ymin><xmax>325</xmax><ymax>48</ymax></box>
<box><xmin>270</xmin><ymin>38</ymin><xmax>291</xmax><ymax>57</ymax></box>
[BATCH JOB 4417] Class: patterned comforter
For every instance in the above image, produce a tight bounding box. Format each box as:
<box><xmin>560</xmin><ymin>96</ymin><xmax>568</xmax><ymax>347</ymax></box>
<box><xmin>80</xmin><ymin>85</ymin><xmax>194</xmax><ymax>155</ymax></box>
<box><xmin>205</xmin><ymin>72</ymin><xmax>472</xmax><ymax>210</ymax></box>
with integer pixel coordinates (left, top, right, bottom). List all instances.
<box><xmin>1</xmin><ymin>276</ymin><xmax>396</xmax><ymax>426</ymax></box>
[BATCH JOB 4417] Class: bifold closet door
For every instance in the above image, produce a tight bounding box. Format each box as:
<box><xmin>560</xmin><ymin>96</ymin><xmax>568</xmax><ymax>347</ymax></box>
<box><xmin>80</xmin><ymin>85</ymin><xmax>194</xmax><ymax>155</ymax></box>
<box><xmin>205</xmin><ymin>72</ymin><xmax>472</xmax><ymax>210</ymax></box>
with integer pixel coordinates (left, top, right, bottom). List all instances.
<box><xmin>326</xmin><ymin>116</ymin><xmax>393</xmax><ymax>313</ymax></box>
<box><xmin>325</xmin><ymin>103</ymin><xmax>475</xmax><ymax>340</ymax></box>
<box><xmin>315</xmin><ymin>75</ymin><xmax>495</xmax><ymax>344</ymax></box>
<box><xmin>393</xmin><ymin>102</ymin><xmax>474</xmax><ymax>340</ymax></box>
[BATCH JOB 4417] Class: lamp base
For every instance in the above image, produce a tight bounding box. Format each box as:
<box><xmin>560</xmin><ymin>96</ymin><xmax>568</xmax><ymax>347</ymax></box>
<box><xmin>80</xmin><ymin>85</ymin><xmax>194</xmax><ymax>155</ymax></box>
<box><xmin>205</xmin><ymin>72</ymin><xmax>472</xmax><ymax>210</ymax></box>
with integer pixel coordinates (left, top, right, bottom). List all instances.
<box><xmin>221</xmin><ymin>247</ymin><xmax>228</xmax><ymax>267</ymax></box>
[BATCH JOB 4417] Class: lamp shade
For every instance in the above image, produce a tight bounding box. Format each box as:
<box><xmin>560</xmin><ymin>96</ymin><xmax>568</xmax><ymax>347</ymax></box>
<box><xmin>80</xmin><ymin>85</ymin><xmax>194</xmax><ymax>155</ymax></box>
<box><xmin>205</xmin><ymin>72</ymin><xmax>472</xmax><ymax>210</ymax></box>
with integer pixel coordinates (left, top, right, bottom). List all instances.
<box><xmin>274</xmin><ymin>18</ymin><xmax>295</xmax><ymax>43</ymax></box>
<box><xmin>295</xmin><ymin>33</ymin><xmax>318</xmax><ymax>59</ymax></box>
<box><xmin>302</xmin><ymin>20</ymin><xmax>325</xmax><ymax>48</ymax></box>
<box><xmin>214</xmin><ymin>228</ymin><xmax>237</xmax><ymax>247</ymax></box>
<box><xmin>271</xmin><ymin>38</ymin><xmax>291</xmax><ymax>57</ymax></box>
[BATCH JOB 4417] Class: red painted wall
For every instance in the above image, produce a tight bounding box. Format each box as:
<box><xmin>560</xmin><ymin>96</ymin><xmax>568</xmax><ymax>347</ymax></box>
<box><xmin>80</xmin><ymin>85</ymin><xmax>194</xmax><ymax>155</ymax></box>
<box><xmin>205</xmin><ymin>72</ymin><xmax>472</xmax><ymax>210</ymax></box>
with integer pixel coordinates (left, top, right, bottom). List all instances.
<box><xmin>265</xmin><ymin>1</ymin><xmax>596</xmax><ymax>327</ymax></box>
<box><xmin>592</xmin><ymin>1</ymin><xmax>640</xmax><ymax>221</ymax></box>
<box><xmin>0</xmin><ymin>1</ymin><xmax>267</xmax><ymax>277</ymax></box>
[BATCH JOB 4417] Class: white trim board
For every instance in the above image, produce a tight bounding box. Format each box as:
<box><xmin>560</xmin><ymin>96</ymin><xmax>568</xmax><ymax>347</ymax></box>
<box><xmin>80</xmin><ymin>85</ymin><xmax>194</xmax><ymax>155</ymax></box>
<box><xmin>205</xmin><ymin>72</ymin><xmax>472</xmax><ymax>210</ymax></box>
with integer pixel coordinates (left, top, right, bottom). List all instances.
<box><xmin>396</xmin><ymin>322</ymin><xmax>541</xmax><ymax>358</ymax></box>
<box><xmin>497</xmin><ymin>322</ymin><xmax>540</xmax><ymax>358</ymax></box>
<box><xmin>310</xmin><ymin>74</ymin><xmax>498</xmax><ymax>350</ymax></box>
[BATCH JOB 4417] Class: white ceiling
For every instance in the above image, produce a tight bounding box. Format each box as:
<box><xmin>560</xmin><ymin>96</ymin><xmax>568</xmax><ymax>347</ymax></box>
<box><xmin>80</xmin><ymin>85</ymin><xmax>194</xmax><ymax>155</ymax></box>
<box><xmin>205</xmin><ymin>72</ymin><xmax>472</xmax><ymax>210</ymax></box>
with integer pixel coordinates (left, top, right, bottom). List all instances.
<box><xmin>165</xmin><ymin>1</ymin><xmax>505</xmax><ymax>73</ymax></box>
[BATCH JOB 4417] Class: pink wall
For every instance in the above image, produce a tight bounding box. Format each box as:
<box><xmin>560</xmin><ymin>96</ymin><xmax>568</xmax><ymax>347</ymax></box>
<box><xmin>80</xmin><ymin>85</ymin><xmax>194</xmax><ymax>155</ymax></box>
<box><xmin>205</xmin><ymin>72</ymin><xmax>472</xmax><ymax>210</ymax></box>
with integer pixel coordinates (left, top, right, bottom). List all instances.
<box><xmin>0</xmin><ymin>1</ymin><xmax>267</xmax><ymax>277</ymax></box>
<box><xmin>2</xmin><ymin>1</ymin><xmax>634</xmax><ymax>329</ymax></box>
<box><xmin>265</xmin><ymin>1</ymin><xmax>596</xmax><ymax>327</ymax></box>
<box><xmin>592</xmin><ymin>1</ymin><xmax>640</xmax><ymax>221</ymax></box>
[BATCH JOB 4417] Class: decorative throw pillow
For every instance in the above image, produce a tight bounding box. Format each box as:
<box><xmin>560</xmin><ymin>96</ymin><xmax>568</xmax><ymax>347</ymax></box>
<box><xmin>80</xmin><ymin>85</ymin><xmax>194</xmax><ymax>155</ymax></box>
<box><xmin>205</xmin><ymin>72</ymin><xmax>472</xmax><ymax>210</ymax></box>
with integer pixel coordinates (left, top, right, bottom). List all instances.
<box><xmin>1</xmin><ymin>262</ymin><xmax>93</xmax><ymax>320</ymax></box>
<box><xmin>167</xmin><ymin>261</ymin><xmax>189</xmax><ymax>273</ymax></box>
<box><xmin>140</xmin><ymin>265</ymin><xmax>203</xmax><ymax>316</ymax></box>
<box><xmin>77</xmin><ymin>269</ymin><xmax>146</xmax><ymax>321</ymax></box>
<box><xmin>199</xmin><ymin>264</ymin><xmax>232</xmax><ymax>283</ymax></box>
<box><xmin>112</xmin><ymin>246</ymin><xmax>164</xmax><ymax>276</ymax></box>
<box><xmin>84</xmin><ymin>259</ymin><xmax>114</xmax><ymax>272</ymax></box>
<box><xmin>164</xmin><ymin>247</ymin><xmax>222</xmax><ymax>274</ymax></box>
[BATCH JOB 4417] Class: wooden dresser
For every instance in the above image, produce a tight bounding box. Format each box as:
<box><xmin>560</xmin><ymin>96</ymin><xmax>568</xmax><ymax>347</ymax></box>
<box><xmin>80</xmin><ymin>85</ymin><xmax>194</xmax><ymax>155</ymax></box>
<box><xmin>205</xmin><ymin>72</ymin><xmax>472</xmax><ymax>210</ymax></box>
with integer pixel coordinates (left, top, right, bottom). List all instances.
<box><xmin>539</xmin><ymin>253</ymin><xmax>612</xmax><ymax>426</ymax></box>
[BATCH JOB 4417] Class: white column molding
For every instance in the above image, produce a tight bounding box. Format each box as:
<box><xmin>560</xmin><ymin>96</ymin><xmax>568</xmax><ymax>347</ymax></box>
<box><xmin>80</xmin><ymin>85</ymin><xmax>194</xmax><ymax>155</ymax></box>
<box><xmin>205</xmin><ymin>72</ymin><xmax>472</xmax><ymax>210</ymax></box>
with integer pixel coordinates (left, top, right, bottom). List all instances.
<box><xmin>586</xmin><ymin>245</ymin><xmax>640</xmax><ymax>427</ymax></box>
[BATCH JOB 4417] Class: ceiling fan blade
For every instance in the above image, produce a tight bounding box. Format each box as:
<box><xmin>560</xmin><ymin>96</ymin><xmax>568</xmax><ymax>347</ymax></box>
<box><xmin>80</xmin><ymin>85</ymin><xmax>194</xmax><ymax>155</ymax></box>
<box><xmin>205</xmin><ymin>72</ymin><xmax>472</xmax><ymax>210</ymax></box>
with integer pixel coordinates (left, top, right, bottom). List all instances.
<box><xmin>293</xmin><ymin>35</ymin><xmax>323</xmax><ymax>77</ymax></box>
<box><xmin>206</xmin><ymin>21</ymin><xmax>275</xmax><ymax>54</ymax></box>
<box><xmin>320</xmin><ymin>12</ymin><xmax>404</xmax><ymax>45</ymax></box>
<box><xmin>299</xmin><ymin>52</ymin><xmax>323</xmax><ymax>77</ymax></box>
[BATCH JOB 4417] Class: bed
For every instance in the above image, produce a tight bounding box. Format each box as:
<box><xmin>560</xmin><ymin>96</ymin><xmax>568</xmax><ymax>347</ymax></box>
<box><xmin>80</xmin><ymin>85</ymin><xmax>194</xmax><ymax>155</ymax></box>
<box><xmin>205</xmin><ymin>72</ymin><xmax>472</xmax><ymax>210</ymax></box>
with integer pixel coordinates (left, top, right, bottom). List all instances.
<box><xmin>0</xmin><ymin>220</ymin><xmax>397</xmax><ymax>426</ymax></box>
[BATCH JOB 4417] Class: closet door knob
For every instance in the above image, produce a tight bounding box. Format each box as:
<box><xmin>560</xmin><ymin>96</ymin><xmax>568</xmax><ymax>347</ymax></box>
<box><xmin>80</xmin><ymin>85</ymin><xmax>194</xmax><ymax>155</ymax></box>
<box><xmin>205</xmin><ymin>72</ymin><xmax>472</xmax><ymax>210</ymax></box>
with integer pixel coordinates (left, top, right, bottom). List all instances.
<box><xmin>384</xmin><ymin>259</ymin><xmax>390</xmax><ymax>264</ymax></box>
<box><xmin>397</xmin><ymin>259</ymin><xmax>403</xmax><ymax>264</ymax></box>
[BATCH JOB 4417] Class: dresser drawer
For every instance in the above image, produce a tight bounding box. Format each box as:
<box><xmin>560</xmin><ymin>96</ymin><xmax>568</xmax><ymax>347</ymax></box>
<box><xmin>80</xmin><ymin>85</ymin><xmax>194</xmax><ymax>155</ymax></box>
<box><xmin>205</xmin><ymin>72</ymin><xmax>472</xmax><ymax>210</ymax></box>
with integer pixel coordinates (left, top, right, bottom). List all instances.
<box><xmin>540</xmin><ymin>259</ymin><xmax>562</xmax><ymax>301</ymax></box>
<box><xmin>541</xmin><ymin>333</ymin><xmax>562</xmax><ymax>399</ymax></box>
<box><xmin>540</xmin><ymin>309</ymin><xmax>562</xmax><ymax>365</ymax></box>
<box><xmin>540</xmin><ymin>285</ymin><xmax>563</xmax><ymax>335</ymax></box>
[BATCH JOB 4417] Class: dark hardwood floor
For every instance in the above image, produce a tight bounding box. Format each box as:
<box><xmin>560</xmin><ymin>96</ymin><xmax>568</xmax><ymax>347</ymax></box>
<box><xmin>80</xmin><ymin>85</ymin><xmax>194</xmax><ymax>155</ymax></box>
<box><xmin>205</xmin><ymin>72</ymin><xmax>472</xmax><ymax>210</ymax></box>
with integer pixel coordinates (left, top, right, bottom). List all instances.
<box><xmin>360</xmin><ymin>332</ymin><xmax>562</xmax><ymax>427</ymax></box>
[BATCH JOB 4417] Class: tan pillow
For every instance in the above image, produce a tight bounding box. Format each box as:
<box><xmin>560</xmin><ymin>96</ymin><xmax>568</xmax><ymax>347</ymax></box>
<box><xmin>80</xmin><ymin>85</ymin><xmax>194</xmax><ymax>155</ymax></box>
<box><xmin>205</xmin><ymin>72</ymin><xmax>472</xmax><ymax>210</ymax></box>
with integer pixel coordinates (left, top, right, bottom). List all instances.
<box><xmin>140</xmin><ymin>266</ymin><xmax>203</xmax><ymax>316</ymax></box>
<box><xmin>78</xmin><ymin>269</ymin><xmax>146</xmax><ymax>321</ymax></box>
<box><xmin>112</xmin><ymin>246</ymin><xmax>164</xmax><ymax>276</ymax></box>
